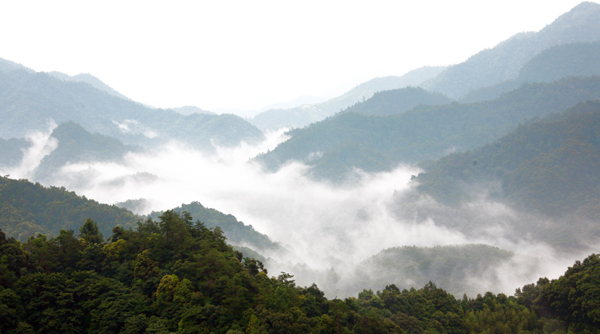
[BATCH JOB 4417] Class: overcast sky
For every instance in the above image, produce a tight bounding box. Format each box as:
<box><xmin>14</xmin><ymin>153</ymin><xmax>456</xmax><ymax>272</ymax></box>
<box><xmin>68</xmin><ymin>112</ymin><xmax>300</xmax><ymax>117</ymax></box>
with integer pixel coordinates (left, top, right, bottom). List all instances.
<box><xmin>0</xmin><ymin>1</ymin><xmax>593</xmax><ymax>112</ymax></box>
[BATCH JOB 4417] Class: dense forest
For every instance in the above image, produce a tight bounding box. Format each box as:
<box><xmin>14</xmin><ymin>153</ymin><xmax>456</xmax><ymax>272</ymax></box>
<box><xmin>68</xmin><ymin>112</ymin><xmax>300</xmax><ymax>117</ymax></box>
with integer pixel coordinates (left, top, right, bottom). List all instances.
<box><xmin>3</xmin><ymin>3</ymin><xmax>600</xmax><ymax>333</ymax></box>
<box><xmin>0</xmin><ymin>176</ymin><xmax>139</xmax><ymax>241</ymax></box>
<box><xmin>1</xmin><ymin>213</ymin><xmax>599</xmax><ymax>333</ymax></box>
<box><xmin>148</xmin><ymin>202</ymin><xmax>280</xmax><ymax>253</ymax></box>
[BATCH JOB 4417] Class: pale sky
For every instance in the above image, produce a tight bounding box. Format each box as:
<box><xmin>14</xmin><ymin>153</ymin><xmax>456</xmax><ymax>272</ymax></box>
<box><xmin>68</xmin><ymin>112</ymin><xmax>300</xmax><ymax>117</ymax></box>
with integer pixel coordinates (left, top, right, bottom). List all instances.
<box><xmin>0</xmin><ymin>1</ymin><xmax>593</xmax><ymax>111</ymax></box>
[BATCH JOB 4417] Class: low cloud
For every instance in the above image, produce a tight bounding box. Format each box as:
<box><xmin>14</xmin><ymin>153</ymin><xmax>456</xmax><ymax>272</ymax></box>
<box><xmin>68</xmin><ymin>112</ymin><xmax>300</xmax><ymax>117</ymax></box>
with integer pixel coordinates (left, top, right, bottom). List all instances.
<box><xmin>21</xmin><ymin>128</ymin><xmax>597</xmax><ymax>298</ymax></box>
<box><xmin>0</xmin><ymin>120</ymin><xmax>57</xmax><ymax>179</ymax></box>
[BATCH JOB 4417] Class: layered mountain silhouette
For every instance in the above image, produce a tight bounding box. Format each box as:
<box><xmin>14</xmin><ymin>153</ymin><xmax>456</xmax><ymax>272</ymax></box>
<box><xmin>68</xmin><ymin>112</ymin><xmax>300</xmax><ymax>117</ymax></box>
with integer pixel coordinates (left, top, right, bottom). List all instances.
<box><xmin>421</xmin><ymin>2</ymin><xmax>600</xmax><ymax>98</ymax></box>
<box><xmin>461</xmin><ymin>41</ymin><xmax>600</xmax><ymax>103</ymax></box>
<box><xmin>256</xmin><ymin>77</ymin><xmax>600</xmax><ymax>182</ymax></box>
<box><xmin>0</xmin><ymin>62</ymin><xmax>263</xmax><ymax>152</ymax></box>
<box><xmin>250</xmin><ymin>66</ymin><xmax>447</xmax><ymax>131</ymax></box>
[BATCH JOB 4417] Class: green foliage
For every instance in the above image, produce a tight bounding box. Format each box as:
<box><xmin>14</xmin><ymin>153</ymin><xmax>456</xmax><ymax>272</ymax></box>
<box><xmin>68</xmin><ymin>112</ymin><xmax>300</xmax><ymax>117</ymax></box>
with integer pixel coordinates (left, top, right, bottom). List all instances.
<box><xmin>2</xmin><ymin>216</ymin><xmax>600</xmax><ymax>333</ymax></box>
<box><xmin>0</xmin><ymin>176</ymin><xmax>139</xmax><ymax>241</ymax></box>
<box><xmin>149</xmin><ymin>201</ymin><xmax>280</xmax><ymax>252</ymax></box>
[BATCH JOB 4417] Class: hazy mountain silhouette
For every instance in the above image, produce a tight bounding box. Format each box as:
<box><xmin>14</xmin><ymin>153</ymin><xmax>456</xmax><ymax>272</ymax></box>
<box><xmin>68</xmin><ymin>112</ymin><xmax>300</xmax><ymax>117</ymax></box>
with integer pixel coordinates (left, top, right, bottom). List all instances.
<box><xmin>421</xmin><ymin>2</ymin><xmax>600</xmax><ymax>99</ymax></box>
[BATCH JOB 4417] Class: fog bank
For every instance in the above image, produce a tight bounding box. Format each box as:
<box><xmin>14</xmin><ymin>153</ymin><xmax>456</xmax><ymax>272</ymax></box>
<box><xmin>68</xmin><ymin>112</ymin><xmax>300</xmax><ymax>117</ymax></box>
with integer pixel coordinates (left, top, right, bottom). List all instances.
<box><xmin>3</xmin><ymin>127</ymin><xmax>595</xmax><ymax>298</ymax></box>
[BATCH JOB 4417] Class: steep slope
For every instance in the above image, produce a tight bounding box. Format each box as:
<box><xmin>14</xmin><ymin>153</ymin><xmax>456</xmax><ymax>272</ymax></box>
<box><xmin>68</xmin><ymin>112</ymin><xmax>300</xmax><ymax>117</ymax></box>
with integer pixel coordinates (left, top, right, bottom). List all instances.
<box><xmin>0</xmin><ymin>69</ymin><xmax>263</xmax><ymax>152</ymax></box>
<box><xmin>148</xmin><ymin>201</ymin><xmax>280</xmax><ymax>253</ymax></box>
<box><xmin>461</xmin><ymin>41</ymin><xmax>600</xmax><ymax>103</ymax></box>
<box><xmin>416</xmin><ymin>100</ymin><xmax>600</xmax><ymax>217</ymax></box>
<box><xmin>338</xmin><ymin>86</ymin><xmax>452</xmax><ymax>117</ymax></box>
<box><xmin>422</xmin><ymin>2</ymin><xmax>600</xmax><ymax>99</ymax></box>
<box><xmin>0</xmin><ymin>176</ymin><xmax>140</xmax><ymax>241</ymax></box>
<box><xmin>256</xmin><ymin>77</ymin><xmax>600</xmax><ymax>181</ymax></box>
<box><xmin>250</xmin><ymin>66</ymin><xmax>447</xmax><ymax>131</ymax></box>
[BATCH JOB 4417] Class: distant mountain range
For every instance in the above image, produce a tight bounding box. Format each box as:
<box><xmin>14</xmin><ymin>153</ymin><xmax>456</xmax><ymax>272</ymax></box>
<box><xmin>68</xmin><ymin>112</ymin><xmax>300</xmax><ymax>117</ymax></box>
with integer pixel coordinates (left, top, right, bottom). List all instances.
<box><xmin>421</xmin><ymin>1</ymin><xmax>600</xmax><ymax>99</ymax></box>
<box><xmin>48</xmin><ymin>71</ymin><xmax>130</xmax><ymax>100</ymax></box>
<box><xmin>256</xmin><ymin>76</ymin><xmax>600</xmax><ymax>182</ymax></box>
<box><xmin>461</xmin><ymin>41</ymin><xmax>600</xmax><ymax>103</ymax></box>
<box><xmin>0</xmin><ymin>60</ymin><xmax>263</xmax><ymax>152</ymax></box>
<box><xmin>171</xmin><ymin>105</ymin><xmax>214</xmax><ymax>116</ymax></box>
<box><xmin>249</xmin><ymin>66</ymin><xmax>447</xmax><ymax>131</ymax></box>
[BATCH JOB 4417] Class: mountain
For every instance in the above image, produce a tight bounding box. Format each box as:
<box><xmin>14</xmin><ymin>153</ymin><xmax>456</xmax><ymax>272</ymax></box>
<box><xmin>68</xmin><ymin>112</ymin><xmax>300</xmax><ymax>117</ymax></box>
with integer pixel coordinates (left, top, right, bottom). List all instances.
<box><xmin>315</xmin><ymin>66</ymin><xmax>449</xmax><ymax>116</ymax></box>
<box><xmin>171</xmin><ymin>105</ymin><xmax>214</xmax><ymax>115</ymax></box>
<box><xmin>256</xmin><ymin>76</ymin><xmax>600</xmax><ymax>182</ymax></box>
<box><xmin>0</xmin><ymin>138</ymin><xmax>29</xmax><ymax>168</ymax></box>
<box><xmin>32</xmin><ymin>121</ymin><xmax>142</xmax><ymax>183</ymax></box>
<box><xmin>48</xmin><ymin>71</ymin><xmax>130</xmax><ymax>100</ymax></box>
<box><xmin>415</xmin><ymin>100</ymin><xmax>600</xmax><ymax>218</ymax></box>
<box><xmin>0</xmin><ymin>57</ymin><xmax>33</xmax><ymax>73</ymax></box>
<box><xmin>250</xmin><ymin>104</ymin><xmax>324</xmax><ymax>132</ymax></box>
<box><xmin>147</xmin><ymin>201</ymin><xmax>280</xmax><ymax>253</ymax></box>
<box><xmin>421</xmin><ymin>2</ymin><xmax>600</xmax><ymax>99</ymax></box>
<box><xmin>250</xmin><ymin>66</ymin><xmax>447</xmax><ymax>131</ymax></box>
<box><xmin>338</xmin><ymin>86</ymin><xmax>452</xmax><ymax>117</ymax></box>
<box><xmin>0</xmin><ymin>69</ymin><xmax>264</xmax><ymax>152</ymax></box>
<box><xmin>461</xmin><ymin>41</ymin><xmax>600</xmax><ymax>103</ymax></box>
<box><xmin>345</xmin><ymin>244</ymin><xmax>513</xmax><ymax>297</ymax></box>
<box><xmin>0</xmin><ymin>175</ymin><xmax>140</xmax><ymax>241</ymax></box>
<box><xmin>6</xmin><ymin>210</ymin><xmax>598</xmax><ymax>333</ymax></box>
<box><xmin>260</xmin><ymin>95</ymin><xmax>329</xmax><ymax>111</ymax></box>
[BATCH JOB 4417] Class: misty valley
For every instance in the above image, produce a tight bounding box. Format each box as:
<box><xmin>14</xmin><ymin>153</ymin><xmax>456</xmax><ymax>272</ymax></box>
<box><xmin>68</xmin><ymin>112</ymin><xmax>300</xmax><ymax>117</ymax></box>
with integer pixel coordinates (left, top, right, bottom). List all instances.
<box><xmin>2</xmin><ymin>2</ymin><xmax>600</xmax><ymax>333</ymax></box>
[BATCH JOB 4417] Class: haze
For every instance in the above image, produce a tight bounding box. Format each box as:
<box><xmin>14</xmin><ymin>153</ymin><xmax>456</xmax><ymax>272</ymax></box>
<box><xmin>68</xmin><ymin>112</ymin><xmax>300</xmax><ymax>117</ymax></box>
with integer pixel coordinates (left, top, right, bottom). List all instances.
<box><xmin>0</xmin><ymin>0</ymin><xmax>592</xmax><ymax>112</ymax></box>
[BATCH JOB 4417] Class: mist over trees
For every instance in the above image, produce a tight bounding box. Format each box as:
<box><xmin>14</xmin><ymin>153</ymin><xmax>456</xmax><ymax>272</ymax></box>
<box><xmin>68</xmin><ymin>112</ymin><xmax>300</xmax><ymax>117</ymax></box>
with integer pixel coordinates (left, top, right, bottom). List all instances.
<box><xmin>2</xmin><ymin>2</ymin><xmax>600</xmax><ymax>333</ymax></box>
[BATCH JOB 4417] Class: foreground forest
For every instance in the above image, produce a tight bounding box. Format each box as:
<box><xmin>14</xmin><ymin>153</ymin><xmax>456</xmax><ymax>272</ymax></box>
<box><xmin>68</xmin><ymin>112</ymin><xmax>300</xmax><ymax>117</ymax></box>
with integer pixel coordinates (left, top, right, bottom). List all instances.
<box><xmin>1</xmin><ymin>213</ymin><xmax>599</xmax><ymax>334</ymax></box>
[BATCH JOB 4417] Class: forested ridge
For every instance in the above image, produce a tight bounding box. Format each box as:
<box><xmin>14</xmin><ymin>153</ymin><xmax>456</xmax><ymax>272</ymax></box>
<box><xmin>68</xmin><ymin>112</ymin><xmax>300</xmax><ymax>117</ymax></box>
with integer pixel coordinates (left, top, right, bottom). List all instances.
<box><xmin>149</xmin><ymin>202</ymin><xmax>280</xmax><ymax>253</ymax></box>
<box><xmin>256</xmin><ymin>76</ymin><xmax>600</xmax><ymax>182</ymax></box>
<box><xmin>0</xmin><ymin>176</ymin><xmax>140</xmax><ymax>241</ymax></box>
<box><xmin>1</xmin><ymin>213</ymin><xmax>599</xmax><ymax>333</ymax></box>
<box><xmin>415</xmin><ymin>100</ymin><xmax>600</xmax><ymax>217</ymax></box>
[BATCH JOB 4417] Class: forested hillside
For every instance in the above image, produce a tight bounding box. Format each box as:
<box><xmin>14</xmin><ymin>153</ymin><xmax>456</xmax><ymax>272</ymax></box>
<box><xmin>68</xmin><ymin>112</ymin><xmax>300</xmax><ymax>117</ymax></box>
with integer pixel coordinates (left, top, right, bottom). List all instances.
<box><xmin>421</xmin><ymin>2</ymin><xmax>600</xmax><ymax>98</ymax></box>
<box><xmin>0</xmin><ymin>69</ymin><xmax>263</xmax><ymax>152</ymax></box>
<box><xmin>148</xmin><ymin>202</ymin><xmax>280</xmax><ymax>253</ymax></box>
<box><xmin>256</xmin><ymin>77</ymin><xmax>600</xmax><ymax>182</ymax></box>
<box><xmin>1</xmin><ymin>214</ymin><xmax>599</xmax><ymax>333</ymax></box>
<box><xmin>348</xmin><ymin>245</ymin><xmax>513</xmax><ymax>297</ymax></box>
<box><xmin>415</xmin><ymin>100</ymin><xmax>600</xmax><ymax>217</ymax></box>
<box><xmin>0</xmin><ymin>176</ymin><xmax>140</xmax><ymax>241</ymax></box>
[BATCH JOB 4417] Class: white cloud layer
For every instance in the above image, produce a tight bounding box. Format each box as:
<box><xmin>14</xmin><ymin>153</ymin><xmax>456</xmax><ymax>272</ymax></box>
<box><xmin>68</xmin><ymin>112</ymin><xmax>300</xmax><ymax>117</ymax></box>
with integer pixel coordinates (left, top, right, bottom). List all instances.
<box><xmin>6</xmin><ymin>128</ymin><xmax>596</xmax><ymax>298</ymax></box>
